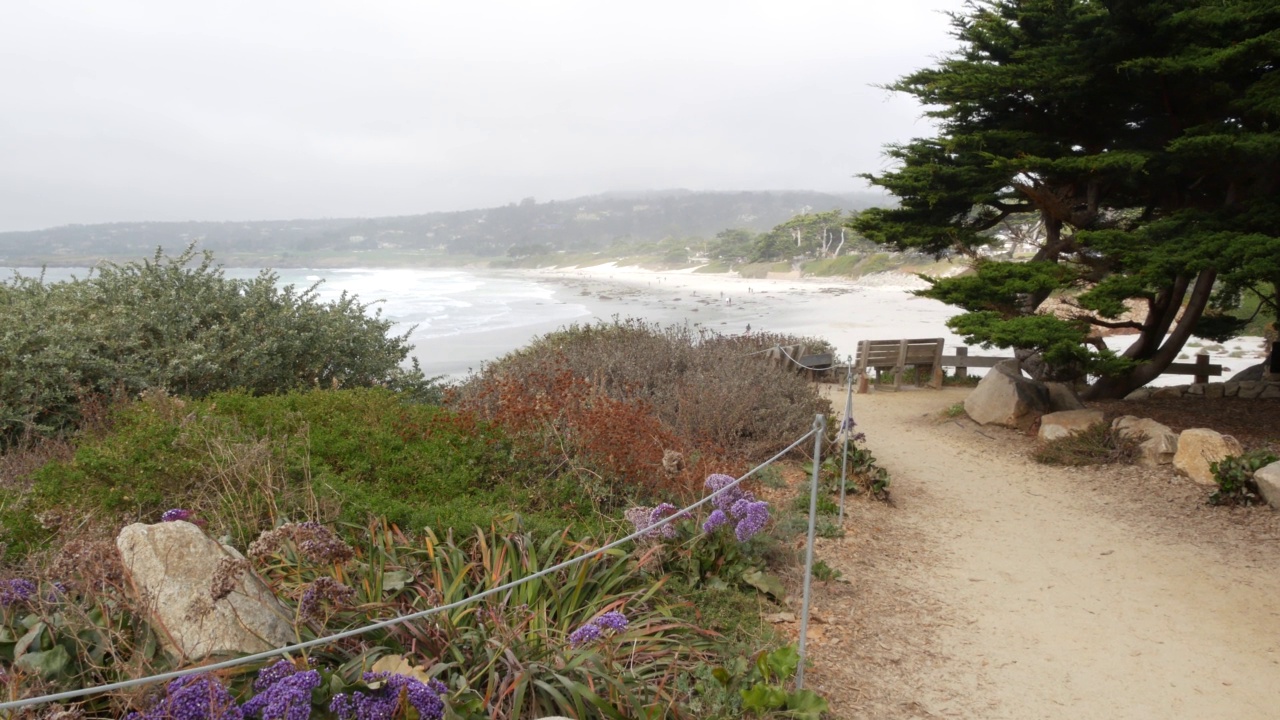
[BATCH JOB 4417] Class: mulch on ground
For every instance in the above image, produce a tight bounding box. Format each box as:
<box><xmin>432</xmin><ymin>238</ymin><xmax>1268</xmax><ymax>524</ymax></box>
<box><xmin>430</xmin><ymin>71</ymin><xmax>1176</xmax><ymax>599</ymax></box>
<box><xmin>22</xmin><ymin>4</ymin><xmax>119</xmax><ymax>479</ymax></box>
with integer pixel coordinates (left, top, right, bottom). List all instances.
<box><xmin>1089</xmin><ymin>395</ymin><xmax>1280</xmax><ymax>453</ymax></box>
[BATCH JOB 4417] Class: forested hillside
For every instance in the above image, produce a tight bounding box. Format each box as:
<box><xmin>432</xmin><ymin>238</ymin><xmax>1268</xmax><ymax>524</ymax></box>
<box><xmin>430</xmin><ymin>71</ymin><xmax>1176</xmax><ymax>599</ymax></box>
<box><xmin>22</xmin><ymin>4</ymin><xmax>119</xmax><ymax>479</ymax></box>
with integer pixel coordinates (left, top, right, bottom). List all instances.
<box><xmin>0</xmin><ymin>190</ymin><xmax>879</xmax><ymax>266</ymax></box>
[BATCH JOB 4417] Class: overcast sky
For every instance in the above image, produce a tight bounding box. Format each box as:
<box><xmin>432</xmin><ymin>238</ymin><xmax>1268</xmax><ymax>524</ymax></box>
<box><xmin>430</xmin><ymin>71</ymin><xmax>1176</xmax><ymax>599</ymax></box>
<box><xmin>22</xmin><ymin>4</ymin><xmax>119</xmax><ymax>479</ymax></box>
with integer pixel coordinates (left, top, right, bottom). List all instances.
<box><xmin>1</xmin><ymin>0</ymin><xmax>964</xmax><ymax>231</ymax></box>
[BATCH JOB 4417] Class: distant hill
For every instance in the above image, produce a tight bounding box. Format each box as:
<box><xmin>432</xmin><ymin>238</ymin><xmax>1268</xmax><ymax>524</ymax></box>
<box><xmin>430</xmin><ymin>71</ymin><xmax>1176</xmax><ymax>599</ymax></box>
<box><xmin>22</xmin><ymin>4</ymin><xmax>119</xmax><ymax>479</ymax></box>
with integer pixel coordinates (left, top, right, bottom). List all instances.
<box><xmin>0</xmin><ymin>190</ymin><xmax>884</xmax><ymax>266</ymax></box>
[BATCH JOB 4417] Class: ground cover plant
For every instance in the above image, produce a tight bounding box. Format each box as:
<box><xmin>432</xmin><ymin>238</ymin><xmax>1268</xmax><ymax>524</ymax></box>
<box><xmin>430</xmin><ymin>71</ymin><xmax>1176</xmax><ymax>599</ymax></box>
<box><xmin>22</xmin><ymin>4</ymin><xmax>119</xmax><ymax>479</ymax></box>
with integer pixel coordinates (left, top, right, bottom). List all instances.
<box><xmin>0</xmin><ymin>387</ymin><xmax>597</xmax><ymax>561</ymax></box>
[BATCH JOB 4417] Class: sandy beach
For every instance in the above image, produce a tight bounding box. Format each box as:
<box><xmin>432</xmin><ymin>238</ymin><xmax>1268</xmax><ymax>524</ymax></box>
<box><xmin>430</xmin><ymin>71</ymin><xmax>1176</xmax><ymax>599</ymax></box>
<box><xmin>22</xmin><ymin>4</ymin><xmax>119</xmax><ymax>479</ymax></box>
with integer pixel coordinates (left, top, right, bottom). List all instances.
<box><xmin>508</xmin><ymin>263</ymin><xmax>1270</xmax><ymax>386</ymax></box>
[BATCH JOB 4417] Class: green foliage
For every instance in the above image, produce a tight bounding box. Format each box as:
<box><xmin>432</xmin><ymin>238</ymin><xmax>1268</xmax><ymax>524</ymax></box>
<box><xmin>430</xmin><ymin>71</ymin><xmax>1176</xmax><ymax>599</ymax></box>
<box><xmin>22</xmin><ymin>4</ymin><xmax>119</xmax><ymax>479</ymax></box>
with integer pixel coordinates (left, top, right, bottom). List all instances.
<box><xmin>790</xmin><ymin>493</ymin><xmax>839</xmax><ymax>516</ymax></box>
<box><xmin>855</xmin><ymin>0</ymin><xmax>1280</xmax><ymax>398</ymax></box>
<box><xmin>1209</xmin><ymin>450</ymin><xmax>1279</xmax><ymax>506</ymax></box>
<box><xmin>736</xmin><ymin>645</ymin><xmax>829</xmax><ymax>719</ymax></box>
<box><xmin>253</xmin><ymin>519</ymin><xmax>716</xmax><ymax>720</ymax></box>
<box><xmin>801</xmin><ymin>255</ymin><xmax>863</xmax><ymax>277</ymax></box>
<box><xmin>847</xmin><ymin>442</ymin><xmax>890</xmax><ymax>500</ymax></box>
<box><xmin>0</xmin><ymin>246</ymin><xmax>437</xmax><ymax>448</ymax></box>
<box><xmin>811</xmin><ymin>559</ymin><xmax>842</xmax><ymax>582</ymax></box>
<box><xmin>0</xmin><ymin>389</ymin><xmax>588</xmax><ymax>559</ymax></box>
<box><xmin>1032</xmin><ymin>423</ymin><xmax>1141</xmax><ymax>467</ymax></box>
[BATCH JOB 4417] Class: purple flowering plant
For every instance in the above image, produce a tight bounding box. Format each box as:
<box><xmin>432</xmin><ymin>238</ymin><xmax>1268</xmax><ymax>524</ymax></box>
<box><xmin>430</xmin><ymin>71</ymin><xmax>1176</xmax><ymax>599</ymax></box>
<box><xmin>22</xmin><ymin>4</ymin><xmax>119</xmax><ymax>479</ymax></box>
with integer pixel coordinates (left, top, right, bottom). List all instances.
<box><xmin>634</xmin><ymin>473</ymin><xmax>776</xmax><ymax>594</ymax></box>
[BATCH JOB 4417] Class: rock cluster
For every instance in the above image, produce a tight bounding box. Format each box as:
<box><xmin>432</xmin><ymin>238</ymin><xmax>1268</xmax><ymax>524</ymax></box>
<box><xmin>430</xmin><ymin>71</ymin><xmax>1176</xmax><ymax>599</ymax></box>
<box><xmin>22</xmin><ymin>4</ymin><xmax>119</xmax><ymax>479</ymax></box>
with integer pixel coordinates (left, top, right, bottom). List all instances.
<box><xmin>1124</xmin><ymin>380</ymin><xmax>1280</xmax><ymax>402</ymax></box>
<box><xmin>961</xmin><ymin>363</ymin><xmax>1279</xmax><ymax>508</ymax></box>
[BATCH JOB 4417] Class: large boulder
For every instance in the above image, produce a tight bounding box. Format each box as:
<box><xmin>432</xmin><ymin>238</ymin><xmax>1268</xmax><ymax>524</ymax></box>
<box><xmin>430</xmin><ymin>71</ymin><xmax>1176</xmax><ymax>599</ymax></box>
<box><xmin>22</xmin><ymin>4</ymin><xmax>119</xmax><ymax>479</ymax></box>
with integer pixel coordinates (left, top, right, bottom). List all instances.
<box><xmin>1112</xmin><ymin>416</ymin><xmax>1180</xmax><ymax>466</ymax></box>
<box><xmin>1256</xmin><ymin>462</ymin><xmax>1280</xmax><ymax>510</ymax></box>
<box><xmin>1037</xmin><ymin>409</ymin><xmax>1105</xmax><ymax>442</ymax></box>
<box><xmin>964</xmin><ymin>360</ymin><xmax>1052</xmax><ymax>431</ymax></box>
<box><xmin>1044</xmin><ymin>382</ymin><xmax>1086</xmax><ymax>411</ymax></box>
<box><xmin>1228</xmin><ymin>363</ymin><xmax>1265</xmax><ymax>382</ymax></box>
<box><xmin>117</xmin><ymin>521</ymin><xmax>294</xmax><ymax>661</ymax></box>
<box><xmin>1172</xmin><ymin>429</ymin><xmax>1244</xmax><ymax>486</ymax></box>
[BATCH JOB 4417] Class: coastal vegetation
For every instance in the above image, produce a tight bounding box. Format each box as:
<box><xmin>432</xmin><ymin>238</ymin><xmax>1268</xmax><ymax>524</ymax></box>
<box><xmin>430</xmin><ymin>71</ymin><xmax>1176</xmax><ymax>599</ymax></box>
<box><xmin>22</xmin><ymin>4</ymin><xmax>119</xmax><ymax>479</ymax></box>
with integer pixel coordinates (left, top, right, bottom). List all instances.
<box><xmin>856</xmin><ymin>0</ymin><xmax>1280</xmax><ymax>399</ymax></box>
<box><xmin>0</xmin><ymin>246</ymin><xmax>437</xmax><ymax>450</ymax></box>
<box><xmin>0</xmin><ymin>250</ymin><xmax>849</xmax><ymax>718</ymax></box>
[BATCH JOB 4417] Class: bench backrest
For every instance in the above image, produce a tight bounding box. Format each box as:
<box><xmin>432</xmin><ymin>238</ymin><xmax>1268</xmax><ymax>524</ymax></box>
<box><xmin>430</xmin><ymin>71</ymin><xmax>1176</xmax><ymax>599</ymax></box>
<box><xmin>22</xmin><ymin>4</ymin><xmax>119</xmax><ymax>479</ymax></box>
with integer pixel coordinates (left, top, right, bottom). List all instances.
<box><xmin>855</xmin><ymin>338</ymin><xmax>945</xmax><ymax>369</ymax></box>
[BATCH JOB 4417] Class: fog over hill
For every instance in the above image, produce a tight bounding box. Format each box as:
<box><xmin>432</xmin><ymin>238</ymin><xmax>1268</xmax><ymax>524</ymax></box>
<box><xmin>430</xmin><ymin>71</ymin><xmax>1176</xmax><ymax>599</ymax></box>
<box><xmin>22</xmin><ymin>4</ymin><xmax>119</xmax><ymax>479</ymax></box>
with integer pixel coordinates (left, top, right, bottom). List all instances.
<box><xmin>0</xmin><ymin>190</ymin><xmax>882</xmax><ymax>266</ymax></box>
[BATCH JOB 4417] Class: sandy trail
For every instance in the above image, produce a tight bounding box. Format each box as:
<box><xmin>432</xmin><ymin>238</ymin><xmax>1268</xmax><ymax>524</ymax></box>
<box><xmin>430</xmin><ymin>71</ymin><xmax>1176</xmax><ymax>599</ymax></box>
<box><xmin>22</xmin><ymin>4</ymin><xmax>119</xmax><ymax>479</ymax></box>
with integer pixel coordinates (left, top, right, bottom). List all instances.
<box><xmin>807</xmin><ymin>386</ymin><xmax>1280</xmax><ymax>719</ymax></box>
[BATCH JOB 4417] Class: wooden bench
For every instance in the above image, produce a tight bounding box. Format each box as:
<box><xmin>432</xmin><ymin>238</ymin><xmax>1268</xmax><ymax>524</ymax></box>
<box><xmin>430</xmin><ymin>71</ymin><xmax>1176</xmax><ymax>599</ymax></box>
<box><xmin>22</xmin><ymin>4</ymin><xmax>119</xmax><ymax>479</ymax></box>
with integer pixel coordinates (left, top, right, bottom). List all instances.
<box><xmin>855</xmin><ymin>338</ymin><xmax>945</xmax><ymax>392</ymax></box>
<box><xmin>766</xmin><ymin>345</ymin><xmax>837</xmax><ymax>380</ymax></box>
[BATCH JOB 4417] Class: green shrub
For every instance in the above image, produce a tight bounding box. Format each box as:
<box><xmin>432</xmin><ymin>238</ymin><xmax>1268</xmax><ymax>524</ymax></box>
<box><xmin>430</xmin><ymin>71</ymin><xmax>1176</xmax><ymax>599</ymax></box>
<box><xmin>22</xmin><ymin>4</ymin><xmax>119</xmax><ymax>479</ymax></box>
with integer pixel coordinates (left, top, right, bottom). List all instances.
<box><xmin>0</xmin><ymin>246</ymin><xmax>437</xmax><ymax>448</ymax></box>
<box><xmin>1209</xmin><ymin>450</ymin><xmax>1279</xmax><ymax>506</ymax></box>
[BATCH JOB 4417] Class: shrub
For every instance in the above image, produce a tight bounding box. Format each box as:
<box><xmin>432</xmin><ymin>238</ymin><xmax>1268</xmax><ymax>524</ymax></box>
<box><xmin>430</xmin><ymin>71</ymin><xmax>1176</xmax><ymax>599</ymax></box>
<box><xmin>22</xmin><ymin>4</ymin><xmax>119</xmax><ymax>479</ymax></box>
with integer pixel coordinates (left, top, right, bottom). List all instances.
<box><xmin>1209</xmin><ymin>450</ymin><xmax>1279</xmax><ymax>506</ymax></box>
<box><xmin>0</xmin><ymin>246</ymin><xmax>437</xmax><ymax>449</ymax></box>
<box><xmin>1032</xmin><ymin>423</ymin><xmax>1141</xmax><ymax>466</ymax></box>
<box><xmin>453</xmin><ymin>319</ymin><xmax>833</xmax><ymax>503</ymax></box>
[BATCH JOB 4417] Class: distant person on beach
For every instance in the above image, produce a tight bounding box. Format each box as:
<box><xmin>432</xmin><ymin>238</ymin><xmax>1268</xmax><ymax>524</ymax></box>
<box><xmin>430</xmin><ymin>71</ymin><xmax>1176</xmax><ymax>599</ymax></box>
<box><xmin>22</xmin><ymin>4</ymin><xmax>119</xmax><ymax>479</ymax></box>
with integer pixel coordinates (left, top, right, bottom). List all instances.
<box><xmin>745</xmin><ymin>323</ymin><xmax>751</xmax><ymax>334</ymax></box>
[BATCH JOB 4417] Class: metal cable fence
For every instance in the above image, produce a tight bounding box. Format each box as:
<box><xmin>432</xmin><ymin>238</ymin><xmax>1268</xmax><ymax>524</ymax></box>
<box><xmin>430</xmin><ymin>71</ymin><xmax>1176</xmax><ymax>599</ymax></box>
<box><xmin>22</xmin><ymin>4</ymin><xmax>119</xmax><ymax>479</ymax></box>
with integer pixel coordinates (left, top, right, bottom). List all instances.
<box><xmin>1</xmin><ymin>404</ymin><xmax>858</xmax><ymax>711</ymax></box>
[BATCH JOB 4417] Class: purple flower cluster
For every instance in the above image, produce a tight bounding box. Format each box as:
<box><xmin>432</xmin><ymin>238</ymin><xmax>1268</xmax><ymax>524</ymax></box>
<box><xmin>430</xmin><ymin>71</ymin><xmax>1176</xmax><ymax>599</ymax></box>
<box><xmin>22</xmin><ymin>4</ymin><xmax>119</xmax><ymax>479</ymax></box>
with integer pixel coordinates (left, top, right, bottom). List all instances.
<box><xmin>702</xmin><ymin>509</ymin><xmax>729</xmax><ymax>533</ymax></box>
<box><xmin>329</xmin><ymin>673</ymin><xmax>446</xmax><ymax>720</ymax></box>
<box><xmin>732</xmin><ymin>500</ymin><xmax>770</xmax><ymax>542</ymax></box>
<box><xmin>569</xmin><ymin>610</ymin><xmax>629</xmax><ymax>647</ymax></box>
<box><xmin>0</xmin><ymin>578</ymin><xmax>36</xmax><ymax>607</ymax></box>
<box><xmin>703</xmin><ymin>474</ymin><xmax>770</xmax><ymax>542</ymax></box>
<box><xmin>126</xmin><ymin>675</ymin><xmax>243</xmax><ymax>720</ymax></box>
<box><xmin>162</xmin><ymin>508</ymin><xmax>194</xmax><ymax>522</ymax></box>
<box><xmin>242</xmin><ymin>661</ymin><xmax>321</xmax><ymax>720</ymax></box>
<box><xmin>704</xmin><ymin>474</ymin><xmax>749</xmax><ymax>512</ymax></box>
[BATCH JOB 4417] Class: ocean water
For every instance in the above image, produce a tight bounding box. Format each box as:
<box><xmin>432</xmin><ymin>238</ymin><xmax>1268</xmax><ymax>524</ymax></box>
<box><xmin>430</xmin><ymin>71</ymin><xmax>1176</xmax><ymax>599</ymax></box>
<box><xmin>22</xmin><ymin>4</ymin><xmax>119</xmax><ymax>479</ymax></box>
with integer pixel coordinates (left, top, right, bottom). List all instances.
<box><xmin>3</xmin><ymin>265</ymin><xmax>593</xmax><ymax>379</ymax></box>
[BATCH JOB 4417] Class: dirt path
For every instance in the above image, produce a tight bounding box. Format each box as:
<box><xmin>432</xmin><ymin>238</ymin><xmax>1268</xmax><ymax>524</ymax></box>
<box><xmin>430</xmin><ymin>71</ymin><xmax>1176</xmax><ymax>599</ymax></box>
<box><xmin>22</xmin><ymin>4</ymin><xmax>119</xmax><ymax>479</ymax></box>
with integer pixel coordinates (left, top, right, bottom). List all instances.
<box><xmin>802</xmin><ymin>386</ymin><xmax>1280</xmax><ymax>719</ymax></box>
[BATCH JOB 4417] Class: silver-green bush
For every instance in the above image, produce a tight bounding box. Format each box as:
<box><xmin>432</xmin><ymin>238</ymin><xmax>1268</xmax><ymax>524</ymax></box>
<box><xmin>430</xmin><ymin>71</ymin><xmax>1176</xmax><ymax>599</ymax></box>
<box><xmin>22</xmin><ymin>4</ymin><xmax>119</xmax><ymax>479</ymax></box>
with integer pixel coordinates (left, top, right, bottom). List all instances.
<box><xmin>1</xmin><ymin>246</ymin><xmax>433</xmax><ymax>447</ymax></box>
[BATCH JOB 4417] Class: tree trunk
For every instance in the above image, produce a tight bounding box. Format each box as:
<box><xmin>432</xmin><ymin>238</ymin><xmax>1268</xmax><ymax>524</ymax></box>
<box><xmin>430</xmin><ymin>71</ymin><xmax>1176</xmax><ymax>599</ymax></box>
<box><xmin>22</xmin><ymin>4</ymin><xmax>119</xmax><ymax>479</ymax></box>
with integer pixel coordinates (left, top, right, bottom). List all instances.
<box><xmin>1084</xmin><ymin>270</ymin><xmax>1217</xmax><ymax>399</ymax></box>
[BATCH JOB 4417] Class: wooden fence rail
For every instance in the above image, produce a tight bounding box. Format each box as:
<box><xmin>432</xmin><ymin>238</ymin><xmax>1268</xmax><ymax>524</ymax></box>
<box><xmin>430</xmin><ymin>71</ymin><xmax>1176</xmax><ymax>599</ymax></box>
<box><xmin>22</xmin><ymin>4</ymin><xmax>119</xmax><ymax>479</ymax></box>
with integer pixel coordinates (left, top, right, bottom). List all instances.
<box><xmin>943</xmin><ymin>346</ymin><xmax>1224</xmax><ymax>384</ymax></box>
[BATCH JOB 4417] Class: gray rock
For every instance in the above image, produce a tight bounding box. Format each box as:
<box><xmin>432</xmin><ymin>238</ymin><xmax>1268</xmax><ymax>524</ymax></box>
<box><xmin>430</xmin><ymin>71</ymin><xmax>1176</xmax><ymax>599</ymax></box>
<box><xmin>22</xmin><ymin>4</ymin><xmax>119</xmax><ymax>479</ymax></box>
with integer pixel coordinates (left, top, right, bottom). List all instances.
<box><xmin>1186</xmin><ymin>383</ymin><xmax>1206</xmax><ymax>396</ymax></box>
<box><xmin>963</xmin><ymin>360</ymin><xmax>1051</xmax><ymax>431</ymax></box>
<box><xmin>1228</xmin><ymin>363</ymin><xmax>1266</xmax><ymax>382</ymax></box>
<box><xmin>1153</xmin><ymin>385</ymin><xmax>1187</xmax><ymax>399</ymax></box>
<box><xmin>1045</xmin><ymin>382</ymin><xmax>1086</xmax><ymax>411</ymax></box>
<box><xmin>117</xmin><ymin>521</ymin><xmax>294</xmax><ymax>661</ymax></box>
<box><xmin>1238</xmin><ymin>382</ymin><xmax>1264</xmax><ymax>399</ymax></box>
<box><xmin>1261</xmin><ymin>383</ymin><xmax>1280</xmax><ymax>400</ymax></box>
<box><xmin>1224</xmin><ymin>382</ymin><xmax>1240</xmax><ymax>398</ymax></box>
<box><xmin>1038</xmin><ymin>409</ymin><xmax>1105</xmax><ymax>442</ymax></box>
<box><xmin>1204</xmin><ymin>383</ymin><xmax>1225</xmax><ymax>399</ymax></box>
<box><xmin>1256</xmin><ymin>462</ymin><xmax>1280</xmax><ymax>510</ymax></box>
<box><xmin>1124</xmin><ymin>387</ymin><xmax>1155</xmax><ymax>401</ymax></box>
<box><xmin>1172</xmin><ymin>429</ymin><xmax>1244</xmax><ymax>486</ymax></box>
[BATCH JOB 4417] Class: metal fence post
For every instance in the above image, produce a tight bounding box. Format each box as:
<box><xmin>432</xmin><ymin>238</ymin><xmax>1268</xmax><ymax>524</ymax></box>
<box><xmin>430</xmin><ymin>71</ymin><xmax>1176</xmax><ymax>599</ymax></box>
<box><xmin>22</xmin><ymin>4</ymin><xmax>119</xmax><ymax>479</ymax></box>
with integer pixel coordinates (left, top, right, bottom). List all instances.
<box><xmin>838</xmin><ymin>357</ymin><xmax>853</xmax><ymax>526</ymax></box>
<box><xmin>796</xmin><ymin>413</ymin><xmax>825</xmax><ymax>689</ymax></box>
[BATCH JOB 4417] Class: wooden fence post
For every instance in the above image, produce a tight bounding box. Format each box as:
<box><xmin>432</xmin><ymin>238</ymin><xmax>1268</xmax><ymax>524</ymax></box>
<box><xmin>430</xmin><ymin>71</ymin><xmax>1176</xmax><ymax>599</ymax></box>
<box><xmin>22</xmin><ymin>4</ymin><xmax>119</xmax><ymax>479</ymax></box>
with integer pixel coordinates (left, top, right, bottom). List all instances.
<box><xmin>1194</xmin><ymin>352</ymin><xmax>1210</xmax><ymax>384</ymax></box>
<box><xmin>955</xmin><ymin>346</ymin><xmax>969</xmax><ymax>380</ymax></box>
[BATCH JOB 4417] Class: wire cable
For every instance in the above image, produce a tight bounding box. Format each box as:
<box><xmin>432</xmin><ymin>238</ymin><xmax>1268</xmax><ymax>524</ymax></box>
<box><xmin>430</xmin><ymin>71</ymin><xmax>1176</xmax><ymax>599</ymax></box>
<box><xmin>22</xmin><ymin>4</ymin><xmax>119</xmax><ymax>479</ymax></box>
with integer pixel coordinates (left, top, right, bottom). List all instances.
<box><xmin>0</xmin><ymin>427</ymin><xmax>819</xmax><ymax>712</ymax></box>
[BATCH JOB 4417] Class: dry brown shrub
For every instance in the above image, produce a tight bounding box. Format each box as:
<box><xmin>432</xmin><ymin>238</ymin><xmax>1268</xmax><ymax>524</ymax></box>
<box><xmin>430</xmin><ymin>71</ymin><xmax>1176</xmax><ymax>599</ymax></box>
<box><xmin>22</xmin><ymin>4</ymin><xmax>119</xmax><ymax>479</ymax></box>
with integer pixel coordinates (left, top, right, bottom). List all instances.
<box><xmin>452</xmin><ymin>319</ymin><xmax>832</xmax><ymax>501</ymax></box>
